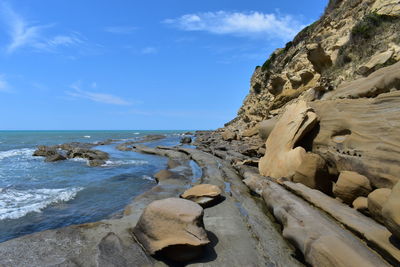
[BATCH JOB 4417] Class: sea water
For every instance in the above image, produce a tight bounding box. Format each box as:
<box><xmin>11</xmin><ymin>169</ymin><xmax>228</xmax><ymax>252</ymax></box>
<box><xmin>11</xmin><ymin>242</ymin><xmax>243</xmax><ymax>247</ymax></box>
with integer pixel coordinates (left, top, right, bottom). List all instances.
<box><xmin>0</xmin><ymin>130</ymin><xmax>191</xmax><ymax>242</ymax></box>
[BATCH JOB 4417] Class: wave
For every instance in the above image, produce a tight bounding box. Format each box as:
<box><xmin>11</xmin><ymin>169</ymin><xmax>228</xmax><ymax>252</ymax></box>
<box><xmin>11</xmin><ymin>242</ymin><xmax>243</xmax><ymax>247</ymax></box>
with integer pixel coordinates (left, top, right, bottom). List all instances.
<box><xmin>0</xmin><ymin>148</ymin><xmax>35</xmax><ymax>161</ymax></box>
<box><xmin>141</xmin><ymin>175</ymin><xmax>154</xmax><ymax>181</ymax></box>
<box><xmin>83</xmin><ymin>136</ymin><xmax>91</xmax><ymax>138</ymax></box>
<box><xmin>102</xmin><ymin>159</ymin><xmax>148</xmax><ymax>167</ymax></box>
<box><xmin>0</xmin><ymin>187</ymin><xmax>83</xmax><ymax>220</ymax></box>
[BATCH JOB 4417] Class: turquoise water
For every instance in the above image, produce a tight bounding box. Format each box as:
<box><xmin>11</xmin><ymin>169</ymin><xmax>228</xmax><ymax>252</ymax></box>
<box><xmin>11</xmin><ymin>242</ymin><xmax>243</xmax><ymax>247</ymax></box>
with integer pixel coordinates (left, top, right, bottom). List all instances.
<box><xmin>0</xmin><ymin>130</ymin><xmax>191</xmax><ymax>242</ymax></box>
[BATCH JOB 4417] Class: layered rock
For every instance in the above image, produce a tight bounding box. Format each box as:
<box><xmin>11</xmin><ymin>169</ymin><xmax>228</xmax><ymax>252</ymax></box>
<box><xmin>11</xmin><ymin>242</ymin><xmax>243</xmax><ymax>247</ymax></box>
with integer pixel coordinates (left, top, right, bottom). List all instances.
<box><xmin>382</xmin><ymin>181</ymin><xmax>400</xmax><ymax>239</ymax></box>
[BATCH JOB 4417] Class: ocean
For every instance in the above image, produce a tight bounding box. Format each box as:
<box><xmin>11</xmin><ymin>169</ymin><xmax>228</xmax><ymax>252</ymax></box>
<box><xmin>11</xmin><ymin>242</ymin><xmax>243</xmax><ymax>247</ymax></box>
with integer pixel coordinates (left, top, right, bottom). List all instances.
<box><xmin>0</xmin><ymin>130</ymin><xmax>192</xmax><ymax>243</ymax></box>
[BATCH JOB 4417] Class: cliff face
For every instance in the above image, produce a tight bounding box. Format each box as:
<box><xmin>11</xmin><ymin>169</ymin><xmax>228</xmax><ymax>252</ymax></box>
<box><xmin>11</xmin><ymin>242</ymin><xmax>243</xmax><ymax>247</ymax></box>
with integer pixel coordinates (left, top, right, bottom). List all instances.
<box><xmin>228</xmin><ymin>0</ymin><xmax>400</xmax><ymax>131</ymax></box>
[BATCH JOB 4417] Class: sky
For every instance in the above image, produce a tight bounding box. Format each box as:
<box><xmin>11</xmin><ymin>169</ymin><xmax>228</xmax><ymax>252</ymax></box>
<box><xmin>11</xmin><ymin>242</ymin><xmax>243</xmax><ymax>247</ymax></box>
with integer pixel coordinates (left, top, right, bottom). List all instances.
<box><xmin>0</xmin><ymin>0</ymin><xmax>328</xmax><ymax>130</ymax></box>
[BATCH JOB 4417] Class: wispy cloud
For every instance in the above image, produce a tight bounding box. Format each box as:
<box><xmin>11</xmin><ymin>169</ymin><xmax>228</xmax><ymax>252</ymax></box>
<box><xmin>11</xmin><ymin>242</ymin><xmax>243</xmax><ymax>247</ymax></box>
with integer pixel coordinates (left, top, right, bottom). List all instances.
<box><xmin>163</xmin><ymin>11</ymin><xmax>305</xmax><ymax>40</ymax></box>
<box><xmin>0</xmin><ymin>2</ymin><xmax>84</xmax><ymax>53</ymax></box>
<box><xmin>66</xmin><ymin>82</ymin><xmax>131</xmax><ymax>106</ymax></box>
<box><xmin>0</xmin><ymin>75</ymin><xmax>9</xmax><ymax>92</ymax></box>
<box><xmin>104</xmin><ymin>26</ymin><xmax>137</xmax><ymax>34</ymax></box>
<box><xmin>141</xmin><ymin>46</ymin><xmax>158</xmax><ymax>54</ymax></box>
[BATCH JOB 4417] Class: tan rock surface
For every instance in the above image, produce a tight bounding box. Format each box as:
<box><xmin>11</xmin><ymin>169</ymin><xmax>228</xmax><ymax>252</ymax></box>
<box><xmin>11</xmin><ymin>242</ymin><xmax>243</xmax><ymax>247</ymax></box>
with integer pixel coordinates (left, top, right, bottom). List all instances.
<box><xmin>181</xmin><ymin>184</ymin><xmax>222</xmax><ymax>207</ymax></box>
<box><xmin>292</xmin><ymin>152</ymin><xmax>332</xmax><ymax>194</ymax></box>
<box><xmin>311</xmin><ymin>90</ymin><xmax>400</xmax><ymax>189</ymax></box>
<box><xmin>352</xmin><ymin>197</ymin><xmax>368</xmax><ymax>213</ymax></box>
<box><xmin>333</xmin><ymin>171</ymin><xmax>372</xmax><ymax>204</ymax></box>
<box><xmin>282</xmin><ymin>181</ymin><xmax>400</xmax><ymax>265</ymax></box>
<box><xmin>368</xmin><ymin>188</ymin><xmax>392</xmax><ymax>224</ymax></box>
<box><xmin>154</xmin><ymin>169</ymin><xmax>174</xmax><ymax>182</ymax></box>
<box><xmin>324</xmin><ymin>61</ymin><xmax>400</xmax><ymax>100</ymax></box>
<box><xmin>259</xmin><ymin>100</ymin><xmax>318</xmax><ymax>179</ymax></box>
<box><xmin>258</xmin><ymin>117</ymin><xmax>278</xmax><ymax>141</ymax></box>
<box><xmin>382</xmin><ymin>181</ymin><xmax>400</xmax><ymax>240</ymax></box>
<box><xmin>372</xmin><ymin>0</ymin><xmax>400</xmax><ymax>16</ymax></box>
<box><xmin>241</xmin><ymin>171</ymin><xmax>391</xmax><ymax>267</ymax></box>
<box><xmin>133</xmin><ymin>198</ymin><xmax>209</xmax><ymax>261</ymax></box>
<box><xmin>221</xmin><ymin>130</ymin><xmax>236</xmax><ymax>141</ymax></box>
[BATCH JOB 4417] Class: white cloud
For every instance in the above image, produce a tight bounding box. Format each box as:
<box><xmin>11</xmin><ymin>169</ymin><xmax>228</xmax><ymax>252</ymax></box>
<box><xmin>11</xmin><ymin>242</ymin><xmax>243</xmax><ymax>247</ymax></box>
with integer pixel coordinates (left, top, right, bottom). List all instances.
<box><xmin>104</xmin><ymin>26</ymin><xmax>137</xmax><ymax>34</ymax></box>
<box><xmin>0</xmin><ymin>2</ymin><xmax>84</xmax><ymax>53</ymax></box>
<box><xmin>163</xmin><ymin>11</ymin><xmax>305</xmax><ymax>40</ymax></box>
<box><xmin>141</xmin><ymin>46</ymin><xmax>158</xmax><ymax>54</ymax></box>
<box><xmin>66</xmin><ymin>82</ymin><xmax>131</xmax><ymax>106</ymax></box>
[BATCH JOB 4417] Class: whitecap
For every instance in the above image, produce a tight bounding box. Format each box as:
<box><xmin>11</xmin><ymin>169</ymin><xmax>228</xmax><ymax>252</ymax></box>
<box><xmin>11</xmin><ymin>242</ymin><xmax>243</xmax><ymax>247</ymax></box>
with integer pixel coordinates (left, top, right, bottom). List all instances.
<box><xmin>83</xmin><ymin>136</ymin><xmax>91</xmax><ymax>138</ymax></box>
<box><xmin>141</xmin><ymin>175</ymin><xmax>155</xmax><ymax>181</ymax></box>
<box><xmin>102</xmin><ymin>159</ymin><xmax>148</xmax><ymax>167</ymax></box>
<box><xmin>69</xmin><ymin>158</ymin><xmax>88</xmax><ymax>163</ymax></box>
<box><xmin>0</xmin><ymin>148</ymin><xmax>36</xmax><ymax>160</ymax></box>
<box><xmin>133</xmin><ymin>132</ymin><xmax>140</xmax><ymax>135</ymax></box>
<box><xmin>0</xmin><ymin>187</ymin><xmax>83</xmax><ymax>220</ymax></box>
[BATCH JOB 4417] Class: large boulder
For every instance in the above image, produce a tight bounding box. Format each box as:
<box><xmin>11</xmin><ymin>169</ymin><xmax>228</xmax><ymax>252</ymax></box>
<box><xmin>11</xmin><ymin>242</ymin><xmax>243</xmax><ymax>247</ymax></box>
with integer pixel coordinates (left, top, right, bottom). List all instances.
<box><xmin>242</xmin><ymin>126</ymin><xmax>259</xmax><ymax>138</ymax></box>
<box><xmin>368</xmin><ymin>188</ymin><xmax>392</xmax><ymax>224</ymax></box>
<box><xmin>382</xmin><ymin>181</ymin><xmax>400</xmax><ymax>240</ymax></box>
<box><xmin>292</xmin><ymin>152</ymin><xmax>332</xmax><ymax>194</ymax></box>
<box><xmin>132</xmin><ymin>198</ymin><xmax>209</xmax><ymax>262</ymax></box>
<box><xmin>333</xmin><ymin>171</ymin><xmax>372</xmax><ymax>204</ymax></box>
<box><xmin>259</xmin><ymin>100</ymin><xmax>318</xmax><ymax>179</ymax></box>
<box><xmin>181</xmin><ymin>184</ymin><xmax>222</xmax><ymax>207</ymax></box>
<box><xmin>258</xmin><ymin>117</ymin><xmax>278</xmax><ymax>141</ymax></box>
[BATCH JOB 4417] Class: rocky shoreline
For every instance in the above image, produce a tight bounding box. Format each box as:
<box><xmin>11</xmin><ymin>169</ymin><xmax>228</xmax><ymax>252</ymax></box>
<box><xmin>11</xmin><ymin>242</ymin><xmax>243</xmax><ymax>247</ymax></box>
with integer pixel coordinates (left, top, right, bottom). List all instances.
<box><xmin>2</xmin><ymin>1</ymin><xmax>400</xmax><ymax>266</ymax></box>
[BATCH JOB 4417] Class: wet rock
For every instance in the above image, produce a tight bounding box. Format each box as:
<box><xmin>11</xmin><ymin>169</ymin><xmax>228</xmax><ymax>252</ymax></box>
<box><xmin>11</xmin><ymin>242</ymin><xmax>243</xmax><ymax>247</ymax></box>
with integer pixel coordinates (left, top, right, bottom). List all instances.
<box><xmin>180</xmin><ymin>136</ymin><xmax>192</xmax><ymax>144</ymax></box>
<box><xmin>154</xmin><ymin>170</ymin><xmax>174</xmax><ymax>182</ymax></box>
<box><xmin>33</xmin><ymin>145</ymin><xmax>58</xmax><ymax>157</ymax></box>
<box><xmin>382</xmin><ymin>181</ymin><xmax>400</xmax><ymax>240</ymax></box>
<box><xmin>44</xmin><ymin>153</ymin><xmax>67</xmax><ymax>162</ymax></box>
<box><xmin>181</xmin><ymin>184</ymin><xmax>222</xmax><ymax>207</ymax></box>
<box><xmin>368</xmin><ymin>188</ymin><xmax>392</xmax><ymax>224</ymax></box>
<box><xmin>132</xmin><ymin>198</ymin><xmax>209</xmax><ymax>262</ymax></box>
<box><xmin>333</xmin><ymin>171</ymin><xmax>372</xmax><ymax>204</ymax></box>
<box><xmin>67</xmin><ymin>148</ymin><xmax>109</xmax><ymax>161</ymax></box>
<box><xmin>88</xmin><ymin>159</ymin><xmax>105</xmax><ymax>167</ymax></box>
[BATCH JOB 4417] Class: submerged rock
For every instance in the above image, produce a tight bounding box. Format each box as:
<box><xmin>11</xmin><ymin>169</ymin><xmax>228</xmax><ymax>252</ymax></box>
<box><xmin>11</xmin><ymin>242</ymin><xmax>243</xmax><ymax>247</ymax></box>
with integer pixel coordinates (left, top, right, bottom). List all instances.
<box><xmin>181</xmin><ymin>184</ymin><xmax>222</xmax><ymax>207</ymax></box>
<box><xmin>180</xmin><ymin>136</ymin><xmax>192</xmax><ymax>144</ymax></box>
<box><xmin>132</xmin><ymin>198</ymin><xmax>209</xmax><ymax>262</ymax></box>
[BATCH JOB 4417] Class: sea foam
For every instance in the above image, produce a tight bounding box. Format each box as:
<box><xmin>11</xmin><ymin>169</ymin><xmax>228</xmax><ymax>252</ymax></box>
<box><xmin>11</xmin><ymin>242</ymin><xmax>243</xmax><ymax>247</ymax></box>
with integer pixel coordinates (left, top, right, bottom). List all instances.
<box><xmin>102</xmin><ymin>159</ymin><xmax>148</xmax><ymax>167</ymax></box>
<box><xmin>0</xmin><ymin>187</ymin><xmax>83</xmax><ymax>220</ymax></box>
<box><xmin>0</xmin><ymin>148</ymin><xmax>35</xmax><ymax>161</ymax></box>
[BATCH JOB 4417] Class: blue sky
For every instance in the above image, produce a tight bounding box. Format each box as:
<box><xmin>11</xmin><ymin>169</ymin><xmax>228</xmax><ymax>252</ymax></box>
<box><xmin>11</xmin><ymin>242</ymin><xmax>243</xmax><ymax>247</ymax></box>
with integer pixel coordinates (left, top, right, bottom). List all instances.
<box><xmin>0</xmin><ymin>0</ymin><xmax>327</xmax><ymax>130</ymax></box>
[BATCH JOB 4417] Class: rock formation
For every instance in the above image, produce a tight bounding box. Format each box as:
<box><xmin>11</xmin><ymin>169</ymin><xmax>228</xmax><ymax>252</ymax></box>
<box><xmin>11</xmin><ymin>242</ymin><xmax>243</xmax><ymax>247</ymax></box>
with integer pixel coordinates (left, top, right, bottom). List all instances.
<box><xmin>181</xmin><ymin>184</ymin><xmax>222</xmax><ymax>207</ymax></box>
<box><xmin>133</xmin><ymin>198</ymin><xmax>210</xmax><ymax>262</ymax></box>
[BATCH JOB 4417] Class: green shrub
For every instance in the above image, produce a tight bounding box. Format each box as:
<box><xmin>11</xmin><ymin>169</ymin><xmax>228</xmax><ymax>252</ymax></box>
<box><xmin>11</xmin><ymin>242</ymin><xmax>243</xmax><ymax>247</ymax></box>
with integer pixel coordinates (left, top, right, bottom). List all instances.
<box><xmin>261</xmin><ymin>53</ymin><xmax>276</xmax><ymax>72</ymax></box>
<box><xmin>351</xmin><ymin>13</ymin><xmax>388</xmax><ymax>40</ymax></box>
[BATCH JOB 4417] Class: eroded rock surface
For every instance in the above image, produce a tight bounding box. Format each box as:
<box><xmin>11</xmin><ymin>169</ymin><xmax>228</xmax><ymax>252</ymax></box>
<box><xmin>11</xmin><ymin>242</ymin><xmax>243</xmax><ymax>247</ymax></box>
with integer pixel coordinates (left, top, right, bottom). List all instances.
<box><xmin>133</xmin><ymin>198</ymin><xmax>210</xmax><ymax>262</ymax></box>
<box><xmin>181</xmin><ymin>184</ymin><xmax>222</xmax><ymax>207</ymax></box>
